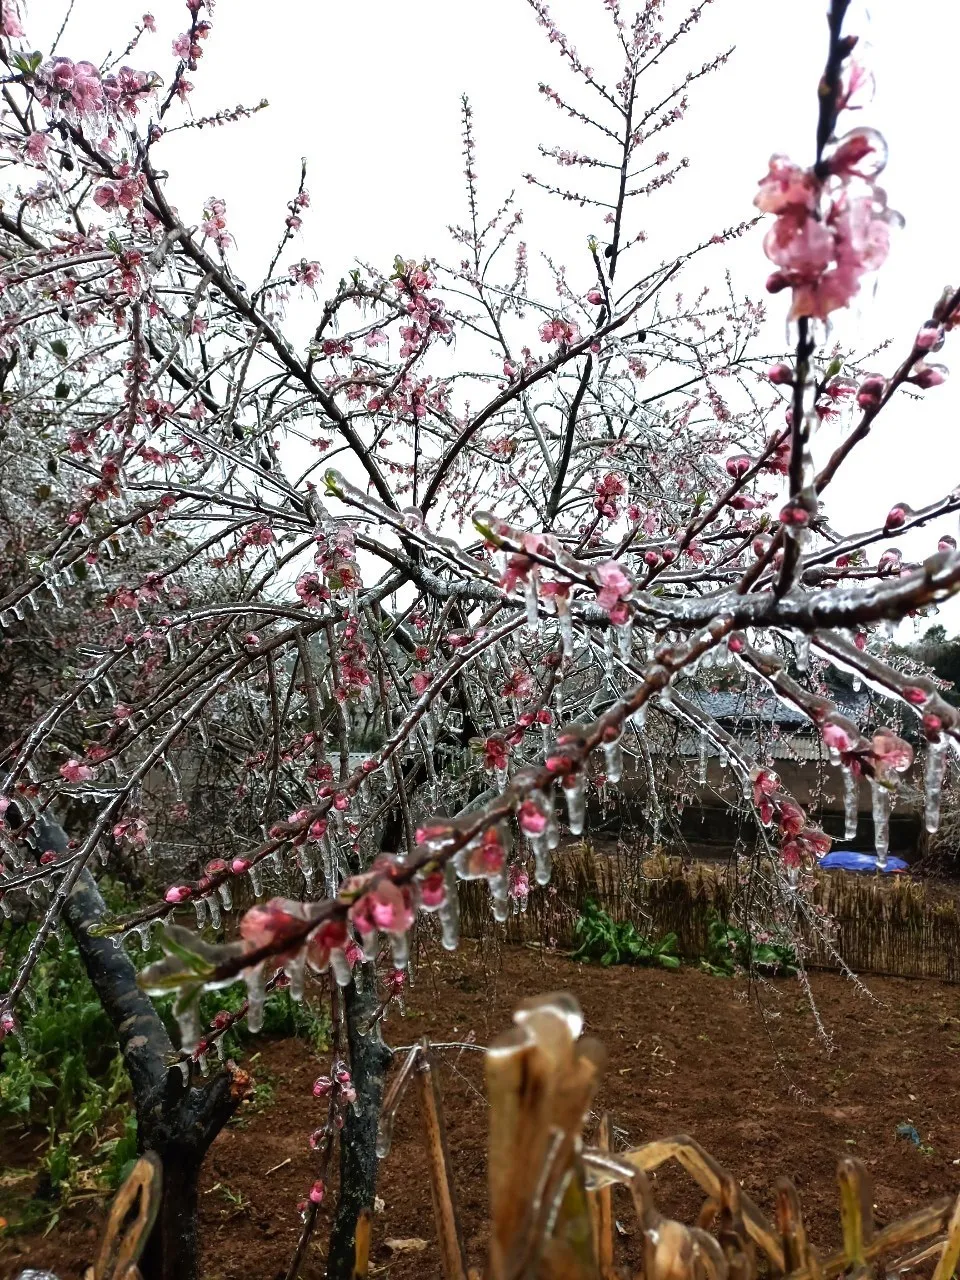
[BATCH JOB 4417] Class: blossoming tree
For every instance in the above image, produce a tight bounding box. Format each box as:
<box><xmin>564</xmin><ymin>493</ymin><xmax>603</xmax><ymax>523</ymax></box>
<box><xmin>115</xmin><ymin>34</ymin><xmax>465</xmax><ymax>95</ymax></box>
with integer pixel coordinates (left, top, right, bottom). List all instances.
<box><xmin>1</xmin><ymin>0</ymin><xmax>960</xmax><ymax>1275</ymax></box>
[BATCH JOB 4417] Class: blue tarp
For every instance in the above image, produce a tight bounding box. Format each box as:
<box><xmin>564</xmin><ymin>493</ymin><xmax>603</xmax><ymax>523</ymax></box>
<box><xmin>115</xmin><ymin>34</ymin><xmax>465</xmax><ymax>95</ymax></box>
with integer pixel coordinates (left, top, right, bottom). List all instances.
<box><xmin>819</xmin><ymin>851</ymin><xmax>909</xmax><ymax>874</ymax></box>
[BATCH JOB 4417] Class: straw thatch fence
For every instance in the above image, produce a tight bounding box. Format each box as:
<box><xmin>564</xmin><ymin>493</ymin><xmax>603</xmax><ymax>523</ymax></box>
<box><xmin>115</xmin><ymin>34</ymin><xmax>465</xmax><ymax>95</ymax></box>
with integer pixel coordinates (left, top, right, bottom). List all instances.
<box><xmin>458</xmin><ymin>843</ymin><xmax>960</xmax><ymax>982</ymax></box>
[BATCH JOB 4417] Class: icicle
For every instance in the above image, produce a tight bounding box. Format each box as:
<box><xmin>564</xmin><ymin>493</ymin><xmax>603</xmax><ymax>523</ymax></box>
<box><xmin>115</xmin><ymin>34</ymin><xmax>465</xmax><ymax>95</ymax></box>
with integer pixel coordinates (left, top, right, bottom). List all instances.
<box><xmin>842</xmin><ymin>767</ymin><xmax>859</xmax><ymax>841</ymax></box>
<box><xmin>206</xmin><ymin>893</ymin><xmax>222</xmax><ymax>931</ymax></box>
<box><xmin>176</xmin><ymin>1003</ymin><xmax>201</xmax><ymax>1055</ymax></box>
<box><xmin>135</xmin><ymin>922</ymin><xmax>153</xmax><ymax>953</ymax></box>
<box><xmin>870</xmin><ymin>778</ymin><xmax>891</xmax><ymax>868</ymax></box>
<box><xmin>603</xmin><ymin>630</ymin><xmax>616</xmax><ymax>688</ymax></box>
<box><xmin>377</xmin><ymin>1111</ymin><xmax>396</xmax><ymax>1159</ymax></box>
<box><xmin>558</xmin><ymin>609</ymin><xmax>574</xmax><ymax>659</ymax></box>
<box><xmin>796</xmin><ymin>634</ymin><xmax>810</xmax><ymax>674</ymax></box>
<box><xmin>490</xmin><ymin>872</ymin><xmax>510</xmax><ymax>921</ymax></box>
<box><xmin>602</xmin><ymin>731</ymin><xmax>623</xmax><ymax>785</ymax></box>
<box><xmin>214</xmin><ymin>1036</ymin><xmax>226</xmax><ymax>1062</ymax></box>
<box><xmin>563</xmin><ymin>773</ymin><xmax>586</xmax><ymax>835</ymax></box>
<box><xmin>218</xmin><ymin>881</ymin><xmax>233</xmax><ymax>911</ymax></box>
<box><xmin>696</xmin><ymin>731</ymin><xmax>708</xmax><ymax>785</ymax></box>
<box><xmin>178</xmin><ymin>1060</ymin><xmax>190</xmax><ymax>1085</ymax></box>
<box><xmin>390</xmin><ymin>929</ymin><xmax>409</xmax><ymax>970</ymax></box>
<box><xmin>852</xmin><ymin>673</ymin><xmax>862</xmax><ymax>693</ymax></box>
<box><xmin>248</xmin><ymin>863</ymin><xmax>263</xmax><ymax>898</ymax></box>
<box><xmin>194</xmin><ymin>896</ymin><xmax>207</xmax><ymax>928</ymax></box>
<box><xmin>320</xmin><ymin>834</ymin><xmax>336</xmax><ymax>898</ymax></box>
<box><xmin>439</xmin><ymin>863</ymin><xmax>460</xmax><ymax>950</ymax></box>
<box><xmin>329</xmin><ymin>948</ymin><xmax>352</xmax><ymax>986</ymax></box>
<box><xmin>924</xmin><ymin>738</ymin><xmax>948</xmax><ymax>834</ymax></box>
<box><xmin>244</xmin><ymin>964</ymin><xmax>266</xmax><ymax>1033</ymax></box>
<box><xmin>617</xmin><ymin>618</ymin><xmax>633</xmax><ymax>662</ymax></box>
<box><xmin>524</xmin><ymin>575</ymin><xmax>539</xmax><ymax>631</ymax></box>
<box><xmin>285</xmin><ymin>948</ymin><xmax>307</xmax><ymax>1001</ymax></box>
<box><xmin>533</xmin><ymin>843</ymin><xmax>552</xmax><ymax>886</ymax></box>
<box><xmin>268</xmin><ymin>849</ymin><xmax>283</xmax><ymax>875</ymax></box>
<box><xmin>629</xmin><ymin>703</ymin><xmax>647</xmax><ymax>730</ymax></box>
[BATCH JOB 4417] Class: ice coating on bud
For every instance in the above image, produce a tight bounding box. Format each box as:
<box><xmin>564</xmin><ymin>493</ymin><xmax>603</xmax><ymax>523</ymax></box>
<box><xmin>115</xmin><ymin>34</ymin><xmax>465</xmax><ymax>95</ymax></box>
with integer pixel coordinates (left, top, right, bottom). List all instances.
<box><xmin>885</xmin><ymin>503</ymin><xmax>910</xmax><ymax>530</ymax></box>
<box><xmin>768</xmin><ymin>363</ymin><xmax>794</xmax><ymax>385</ymax></box>
<box><xmin>910</xmin><ymin>361</ymin><xmax>947</xmax><ymax>389</ymax></box>
<box><xmin>824</xmin><ymin>126</ymin><xmax>888</xmax><ymax>180</ymax></box>
<box><xmin>856</xmin><ymin>374</ymin><xmax>885</xmax><ymax>410</ymax></box>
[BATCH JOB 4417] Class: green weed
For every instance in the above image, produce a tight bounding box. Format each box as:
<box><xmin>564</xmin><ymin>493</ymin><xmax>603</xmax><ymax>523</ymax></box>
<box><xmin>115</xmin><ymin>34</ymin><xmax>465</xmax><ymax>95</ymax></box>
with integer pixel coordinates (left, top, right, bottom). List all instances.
<box><xmin>572</xmin><ymin>900</ymin><xmax>681</xmax><ymax>969</ymax></box>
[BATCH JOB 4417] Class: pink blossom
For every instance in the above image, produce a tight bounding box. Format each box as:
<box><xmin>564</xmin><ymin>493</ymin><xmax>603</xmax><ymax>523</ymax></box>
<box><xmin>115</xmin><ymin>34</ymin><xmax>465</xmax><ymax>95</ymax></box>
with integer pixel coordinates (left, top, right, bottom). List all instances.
<box><xmin>25</xmin><ymin>133</ymin><xmax>48</xmax><ymax>163</ymax></box>
<box><xmin>822</xmin><ymin>721</ymin><xmax>856</xmax><ymax>754</ymax></box>
<box><xmin>1</xmin><ymin>0</ymin><xmax>24</xmax><ymax>36</ymax></box>
<box><xmin>517</xmin><ymin>799</ymin><xmax>548</xmax><ymax>835</ymax></box>
<box><xmin>241</xmin><ymin>897</ymin><xmax>309</xmax><ymax>955</ymax></box>
<box><xmin>592</xmin><ymin>559</ymin><xmax>632</xmax><ymax>614</ymax></box>
<box><xmin>418</xmin><ymin>870</ymin><xmax>447</xmax><ymax>909</ymax></box>
<box><xmin>539</xmin><ymin>317</ymin><xmax>581</xmax><ymax>345</ymax></box>
<box><xmin>350</xmin><ymin>877</ymin><xmax>414</xmax><ymax>937</ymax></box>
<box><xmin>411</xmin><ymin>671</ymin><xmax>432</xmax><ymax>696</ymax></box>
<box><xmin>164</xmin><ymin>884</ymin><xmax>193</xmax><ymax>903</ymax></box>
<box><xmin>754</xmin><ymin>156</ymin><xmax>818</xmax><ymax>217</ymax></box>
<box><xmin>295</xmin><ymin>572</ymin><xmax>330</xmax><ymax>608</ymax></box>
<box><xmin>290</xmin><ymin>260</ymin><xmax>321</xmax><ymax>288</ymax></box>
<box><xmin>725</xmin><ymin>454</ymin><xmax>751</xmax><ymax>479</ymax></box>
<box><xmin>870</xmin><ymin>729</ymin><xmax>913</xmax><ymax>775</ymax></box>
<box><xmin>60</xmin><ymin>758</ymin><xmax>97</xmax><ymax>783</ymax></box>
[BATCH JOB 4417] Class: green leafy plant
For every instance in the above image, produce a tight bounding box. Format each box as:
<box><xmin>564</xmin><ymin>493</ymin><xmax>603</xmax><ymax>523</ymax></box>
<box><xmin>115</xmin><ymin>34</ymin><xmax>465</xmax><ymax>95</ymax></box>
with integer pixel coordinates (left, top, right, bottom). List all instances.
<box><xmin>700</xmin><ymin>914</ymin><xmax>799</xmax><ymax>977</ymax></box>
<box><xmin>572</xmin><ymin>901</ymin><xmax>681</xmax><ymax>969</ymax></box>
<box><xmin>0</xmin><ymin>916</ymin><xmax>329</xmax><ymax>1234</ymax></box>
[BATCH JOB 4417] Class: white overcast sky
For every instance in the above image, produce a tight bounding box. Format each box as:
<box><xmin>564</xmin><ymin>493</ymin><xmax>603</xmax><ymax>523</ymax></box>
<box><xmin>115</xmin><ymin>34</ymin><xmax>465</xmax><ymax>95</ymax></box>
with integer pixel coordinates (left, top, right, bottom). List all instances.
<box><xmin>29</xmin><ymin>0</ymin><xmax>960</xmax><ymax>633</ymax></box>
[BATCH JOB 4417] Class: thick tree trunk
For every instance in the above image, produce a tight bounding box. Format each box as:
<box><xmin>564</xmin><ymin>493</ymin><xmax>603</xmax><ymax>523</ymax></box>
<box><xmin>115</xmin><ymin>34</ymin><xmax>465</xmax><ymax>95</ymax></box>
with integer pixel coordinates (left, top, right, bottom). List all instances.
<box><xmin>326</xmin><ymin>968</ymin><xmax>392</xmax><ymax>1280</ymax></box>
<box><xmin>27</xmin><ymin>815</ymin><xmax>242</xmax><ymax>1280</ymax></box>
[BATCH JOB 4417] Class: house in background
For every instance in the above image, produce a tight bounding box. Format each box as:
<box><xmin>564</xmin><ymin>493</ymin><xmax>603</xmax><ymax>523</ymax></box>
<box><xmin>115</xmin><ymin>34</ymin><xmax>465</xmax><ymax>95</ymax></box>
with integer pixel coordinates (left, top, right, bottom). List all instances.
<box><xmin>640</xmin><ymin>685</ymin><xmax>922</xmax><ymax>859</ymax></box>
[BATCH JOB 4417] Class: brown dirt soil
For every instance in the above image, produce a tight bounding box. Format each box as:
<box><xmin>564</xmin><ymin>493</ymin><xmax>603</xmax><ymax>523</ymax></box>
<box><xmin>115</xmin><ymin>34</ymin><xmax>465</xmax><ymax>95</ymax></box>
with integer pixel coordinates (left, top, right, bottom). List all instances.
<box><xmin>3</xmin><ymin>941</ymin><xmax>960</xmax><ymax>1279</ymax></box>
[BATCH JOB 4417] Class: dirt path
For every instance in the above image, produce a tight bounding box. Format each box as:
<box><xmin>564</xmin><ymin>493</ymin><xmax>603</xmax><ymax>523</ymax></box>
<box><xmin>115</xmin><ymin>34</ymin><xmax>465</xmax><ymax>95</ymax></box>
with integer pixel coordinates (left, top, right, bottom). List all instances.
<box><xmin>4</xmin><ymin>942</ymin><xmax>960</xmax><ymax>1278</ymax></box>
